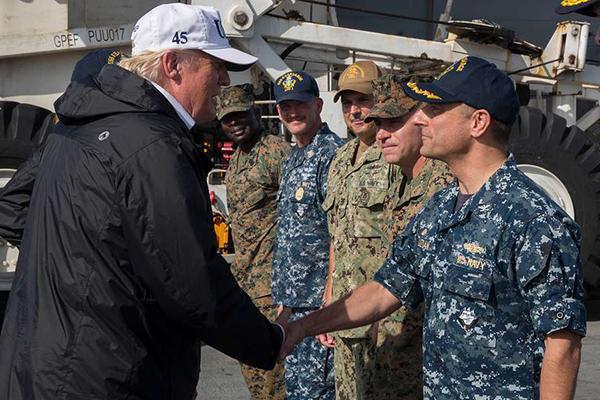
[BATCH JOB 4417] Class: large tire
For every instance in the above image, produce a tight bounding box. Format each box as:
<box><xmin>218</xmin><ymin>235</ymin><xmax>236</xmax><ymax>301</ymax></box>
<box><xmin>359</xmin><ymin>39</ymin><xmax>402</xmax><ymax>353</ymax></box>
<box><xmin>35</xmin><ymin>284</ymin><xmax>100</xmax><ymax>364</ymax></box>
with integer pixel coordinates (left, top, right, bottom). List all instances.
<box><xmin>509</xmin><ymin>107</ymin><xmax>600</xmax><ymax>299</ymax></box>
<box><xmin>0</xmin><ymin>101</ymin><xmax>53</xmax><ymax>328</ymax></box>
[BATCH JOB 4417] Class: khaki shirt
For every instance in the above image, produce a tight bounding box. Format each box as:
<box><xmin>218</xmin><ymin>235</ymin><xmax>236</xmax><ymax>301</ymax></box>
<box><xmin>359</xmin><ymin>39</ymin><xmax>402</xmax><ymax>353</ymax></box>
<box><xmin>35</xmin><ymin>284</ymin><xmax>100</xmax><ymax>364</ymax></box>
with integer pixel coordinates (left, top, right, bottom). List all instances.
<box><xmin>225</xmin><ymin>133</ymin><xmax>291</xmax><ymax>299</ymax></box>
<box><xmin>323</xmin><ymin>138</ymin><xmax>403</xmax><ymax>338</ymax></box>
<box><xmin>378</xmin><ymin>157</ymin><xmax>454</xmax><ymax>333</ymax></box>
<box><xmin>382</xmin><ymin>158</ymin><xmax>454</xmax><ymax>249</ymax></box>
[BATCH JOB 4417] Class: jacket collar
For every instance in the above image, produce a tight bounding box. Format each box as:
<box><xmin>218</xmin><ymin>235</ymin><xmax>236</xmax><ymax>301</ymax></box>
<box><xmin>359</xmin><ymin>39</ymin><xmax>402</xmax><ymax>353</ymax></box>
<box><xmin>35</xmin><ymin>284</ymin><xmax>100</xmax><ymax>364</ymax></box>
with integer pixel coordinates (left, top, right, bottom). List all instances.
<box><xmin>149</xmin><ymin>81</ymin><xmax>195</xmax><ymax>129</ymax></box>
<box><xmin>394</xmin><ymin>158</ymin><xmax>437</xmax><ymax>209</ymax></box>
<box><xmin>436</xmin><ymin>155</ymin><xmax>514</xmax><ymax>232</ymax></box>
<box><xmin>337</xmin><ymin>138</ymin><xmax>382</xmax><ymax>176</ymax></box>
<box><xmin>55</xmin><ymin>65</ymin><xmax>183</xmax><ymax>129</ymax></box>
<box><xmin>289</xmin><ymin>123</ymin><xmax>334</xmax><ymax>169</ymax></box>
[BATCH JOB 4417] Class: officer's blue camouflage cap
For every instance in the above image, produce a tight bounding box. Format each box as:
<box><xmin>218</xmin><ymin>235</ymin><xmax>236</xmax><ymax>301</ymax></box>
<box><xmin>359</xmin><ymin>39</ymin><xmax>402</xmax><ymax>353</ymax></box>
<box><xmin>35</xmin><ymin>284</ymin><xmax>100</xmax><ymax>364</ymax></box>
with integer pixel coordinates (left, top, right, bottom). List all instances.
<box><xmin>274</xmin><ymin>71</ymin><xmax>320</xmax><ymax>104</ymax></box>
<box><xmin>402</xmin><ymin>56</ymin><xmax>520</xmax><ymax>125</ymax></box>
<box><xmin>70</xmin><ymin>49</ymin><xmax>123</xmax><ymax>86</ymax></box>
<box><xmin>556</xmin><ymin>0</ymin><xmax>600</xmax><ymax>16</ymax></box>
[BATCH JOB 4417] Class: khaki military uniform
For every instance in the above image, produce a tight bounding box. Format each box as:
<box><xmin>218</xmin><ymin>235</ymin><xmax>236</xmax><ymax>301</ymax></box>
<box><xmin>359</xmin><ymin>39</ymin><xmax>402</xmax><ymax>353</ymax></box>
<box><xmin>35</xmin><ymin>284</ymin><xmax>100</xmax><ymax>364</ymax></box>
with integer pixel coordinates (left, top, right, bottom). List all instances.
<box><xmin>325</xmin><ymin>150</ymin><xmax>452</xmax><ymax>400</ymax></box>
<box><xmin>322</xmin><ymin>138</ymin><xmax>404</xmax><ymax>400</ymax></box>
<box><xmin>225</xmin><ymin>132</ymin><xmax>291</xmax><ymax>400</ymax></box>
<box><xmin>372</xmin><ymin>158</ymin><xmax>453</xmax><ymax>400</ymax></box>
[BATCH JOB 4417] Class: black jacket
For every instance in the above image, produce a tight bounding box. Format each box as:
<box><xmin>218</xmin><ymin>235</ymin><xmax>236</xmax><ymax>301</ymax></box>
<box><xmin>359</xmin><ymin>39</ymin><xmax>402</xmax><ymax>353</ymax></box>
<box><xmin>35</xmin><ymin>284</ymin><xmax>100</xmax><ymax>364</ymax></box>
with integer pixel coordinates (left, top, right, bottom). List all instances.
<box><xmin>0</xmin><ymin>65</ymin><xmax>282</xmax><ymax>400</ymax></box>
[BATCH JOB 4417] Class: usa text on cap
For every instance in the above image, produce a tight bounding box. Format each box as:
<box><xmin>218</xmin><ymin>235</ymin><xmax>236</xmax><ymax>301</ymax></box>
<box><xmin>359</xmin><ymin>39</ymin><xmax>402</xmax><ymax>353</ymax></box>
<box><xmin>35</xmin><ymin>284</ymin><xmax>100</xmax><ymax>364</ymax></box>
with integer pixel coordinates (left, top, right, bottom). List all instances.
<box><xmin>131</xmin><ymin>3</ymin><xmax>257</xmax><ymax>71</ymax></box>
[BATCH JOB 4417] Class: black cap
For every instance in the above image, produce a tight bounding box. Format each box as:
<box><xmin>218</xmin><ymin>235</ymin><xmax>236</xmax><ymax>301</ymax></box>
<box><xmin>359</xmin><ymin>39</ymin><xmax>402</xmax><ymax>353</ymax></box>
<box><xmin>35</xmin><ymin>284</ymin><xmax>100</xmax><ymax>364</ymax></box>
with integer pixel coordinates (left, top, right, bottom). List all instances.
<box><xmin>70</xmin><ymin>49</ymin><xmax>123</xmax><ymax>86</ymax></box>
<box><xmin>556</xmin><ymin>0</ymin><xmax>600</xmax><ymax>16</ymax></box>
<box><xmin>274</xmin><ymin>71</ymin><xmax>320</xmax><ymax>104</ymax></box>
<box><xmin>402</xmin><ymin>56</ymin><xmax>520</xmax><ymax>125</ymax></box>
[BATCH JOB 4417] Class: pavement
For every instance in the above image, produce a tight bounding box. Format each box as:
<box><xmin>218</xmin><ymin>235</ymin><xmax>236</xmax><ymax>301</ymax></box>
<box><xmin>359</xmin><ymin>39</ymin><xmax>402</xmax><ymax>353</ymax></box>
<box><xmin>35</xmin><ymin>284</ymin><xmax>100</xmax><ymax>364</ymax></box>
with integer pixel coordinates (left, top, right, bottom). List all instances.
<box><xmin>197</xmin><ymin>319</ymin><xmax>600</xmax><ymax>400</ymax></box>
<box><xmin>577</xmin><ymin>303</ymin><xmax>600</xmax><ymax>400</ymax></box>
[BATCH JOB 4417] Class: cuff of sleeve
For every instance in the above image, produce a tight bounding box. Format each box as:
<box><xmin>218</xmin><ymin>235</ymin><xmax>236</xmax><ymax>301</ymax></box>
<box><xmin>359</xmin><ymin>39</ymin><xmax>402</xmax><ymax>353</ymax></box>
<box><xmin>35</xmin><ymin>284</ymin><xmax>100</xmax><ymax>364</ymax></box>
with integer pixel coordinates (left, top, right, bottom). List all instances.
<box><xmin>272</xmin><ymin>322</ymin><xmax>286</xmax><ymax>346</ymax></box>
<box><xmin>374</xmin><ymin>257</ymin><xmax>420</xmax><ymax>310</ymax></box>
<box><xmin>531</xmin><ymin>297</ymin><xmax>587</xmax><ymax>337</ymax></box>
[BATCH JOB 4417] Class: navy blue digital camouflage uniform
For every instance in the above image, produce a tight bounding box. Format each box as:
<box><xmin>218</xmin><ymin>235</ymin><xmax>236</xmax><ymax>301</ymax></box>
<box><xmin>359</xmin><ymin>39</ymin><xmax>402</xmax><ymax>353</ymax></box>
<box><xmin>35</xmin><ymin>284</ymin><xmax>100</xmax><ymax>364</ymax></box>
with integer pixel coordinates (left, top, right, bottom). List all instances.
<box><xmin>374</xmin><ymin>156</ymin><xmax>587</xmax><ymax>399</ymax></box>
<box><xmin>272</xmin><ymin>123</ymin><xmax>344</xmax><ymax>400</ymax></box>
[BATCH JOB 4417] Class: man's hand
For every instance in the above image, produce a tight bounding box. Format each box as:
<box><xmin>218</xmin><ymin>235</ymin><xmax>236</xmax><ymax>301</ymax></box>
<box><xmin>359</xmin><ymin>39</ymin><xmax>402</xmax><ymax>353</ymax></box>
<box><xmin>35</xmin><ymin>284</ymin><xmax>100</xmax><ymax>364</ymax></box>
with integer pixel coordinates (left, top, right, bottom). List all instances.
<box><xmin>277</xmin><ymin>282</ymin><xmax>401</xmax><ymax>361</ymax></box>
<box><xmin>275</xmin><ymin>305</ymin><xmax>292</xmax><ymax>337</ymax></box>
<box><xmin>540</xmin><ymin>329</ymin><xmax>582</xmax><ymax>400</ymax></box>
<box><xmin>278</xmin><ymin>320</ymin><xmax>307</xmax><ymax>361</ymax></box>
<box><xmin>316</xmin><ymin>333</ymin><xmax>336</xmax><ymax>348</ymax></box>
<box><xmin>276</xmin><ymin>305</ymin><xmax>292</xmax><ymax>321</ymax></box>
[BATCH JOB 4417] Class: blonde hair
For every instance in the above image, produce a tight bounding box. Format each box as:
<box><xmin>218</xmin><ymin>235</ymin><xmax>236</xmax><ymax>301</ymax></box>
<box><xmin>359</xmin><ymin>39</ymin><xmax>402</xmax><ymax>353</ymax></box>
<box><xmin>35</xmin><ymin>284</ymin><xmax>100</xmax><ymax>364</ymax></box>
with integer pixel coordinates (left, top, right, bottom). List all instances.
<box><xmin>118</xmin><ymin>49</ymin><xmax>201</xmax><ymax>83</ymax></box>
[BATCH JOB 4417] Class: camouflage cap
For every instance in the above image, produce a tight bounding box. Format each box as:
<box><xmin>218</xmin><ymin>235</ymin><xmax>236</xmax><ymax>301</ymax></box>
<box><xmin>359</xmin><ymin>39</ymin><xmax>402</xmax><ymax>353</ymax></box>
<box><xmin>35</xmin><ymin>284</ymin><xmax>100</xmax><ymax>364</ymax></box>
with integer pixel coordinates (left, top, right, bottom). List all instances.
<box><xmin>334</xmin><ymin>61</ymin><xmax>382</xmax><ymax>102</ymax></box>
<box><xmin>216</xmin><ymin>83</ymin><xmax>255</xmax><ymax>120</ymax></box>
<box><xmin>364</xmin><ymin>74</ymin><xmax>419</xmax><ymax>122</ymax></box>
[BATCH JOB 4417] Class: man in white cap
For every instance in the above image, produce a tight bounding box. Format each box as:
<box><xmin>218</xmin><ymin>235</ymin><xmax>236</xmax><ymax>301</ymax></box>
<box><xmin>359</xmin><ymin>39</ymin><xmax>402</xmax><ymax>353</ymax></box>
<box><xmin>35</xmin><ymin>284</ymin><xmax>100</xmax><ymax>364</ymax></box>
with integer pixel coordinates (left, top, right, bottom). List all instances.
<box><xmin>0</xmin><ymin>4</ymin><xmax>284</xmax><ymax>400</ymax></box>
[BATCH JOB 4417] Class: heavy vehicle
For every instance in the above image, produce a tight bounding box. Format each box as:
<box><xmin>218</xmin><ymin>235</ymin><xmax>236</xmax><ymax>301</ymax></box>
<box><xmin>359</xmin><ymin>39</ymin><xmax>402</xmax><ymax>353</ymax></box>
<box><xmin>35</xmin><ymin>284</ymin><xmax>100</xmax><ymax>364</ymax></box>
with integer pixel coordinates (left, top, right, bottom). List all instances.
<box><xmin>2</xmin><ymin>0</ymin><xmax>600</xmax><ymax>328</ymax></box>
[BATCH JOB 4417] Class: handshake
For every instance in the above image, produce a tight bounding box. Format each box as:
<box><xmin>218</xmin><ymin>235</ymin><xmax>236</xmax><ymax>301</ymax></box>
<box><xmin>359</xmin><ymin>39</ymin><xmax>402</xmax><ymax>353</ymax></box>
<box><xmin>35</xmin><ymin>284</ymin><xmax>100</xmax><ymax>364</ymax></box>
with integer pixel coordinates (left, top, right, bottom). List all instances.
<box><xmin>270</xmin><ymin>281</ymin><xmax>402</xmax><ymax>363</ymax></box>
<box><xmin>274</xmin><ymin>305</ymin><xmax>338</xmax><ymax>361</ymax></box>
<box><xmin>274</xmin><ymin>305</ymin><xmax>306</xmax><ymax>361</ymax></box>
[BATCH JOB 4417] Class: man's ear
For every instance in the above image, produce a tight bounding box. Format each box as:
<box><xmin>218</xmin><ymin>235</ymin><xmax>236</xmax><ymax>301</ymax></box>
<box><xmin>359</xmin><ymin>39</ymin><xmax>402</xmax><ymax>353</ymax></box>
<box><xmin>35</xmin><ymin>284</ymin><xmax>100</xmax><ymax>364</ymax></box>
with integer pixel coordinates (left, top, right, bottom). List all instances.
<box><xmin>470</xmin><ymin>109</ymin><xmax>492</xmax><ymax>139</ymax></box>
<box><xmin>161</xmin><ymin>51</ymin><xmax>180</xmax><ymax>80</ymax></box>
<box><xmin>315</xmin><ymin>97</ymin><xmax>324</xmax><ymax>114</ymax></box>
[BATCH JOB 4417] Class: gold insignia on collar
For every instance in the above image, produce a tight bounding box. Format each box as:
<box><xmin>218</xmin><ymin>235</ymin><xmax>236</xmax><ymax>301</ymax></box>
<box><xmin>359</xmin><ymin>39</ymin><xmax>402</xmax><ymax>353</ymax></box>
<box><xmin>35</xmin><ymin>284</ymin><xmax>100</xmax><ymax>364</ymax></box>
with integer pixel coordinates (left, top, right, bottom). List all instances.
<box><xmin>406</xmin><ymin>82</ymin><xmax>442</xmax><ymax>100</ymax></box>
<box><xmin>561</xmin><ymin>0</ymin><xmax>592</xmax><ymax>6</ymax></box>
<box><xmin>463</xmin><ymin>242</ymin><xmax>485</xmax><ymax>255</ymax></box>
<box><xmin>295</xmin><ymin>186</ymin><xmax>305</xmax><ymax>201</ymax></box>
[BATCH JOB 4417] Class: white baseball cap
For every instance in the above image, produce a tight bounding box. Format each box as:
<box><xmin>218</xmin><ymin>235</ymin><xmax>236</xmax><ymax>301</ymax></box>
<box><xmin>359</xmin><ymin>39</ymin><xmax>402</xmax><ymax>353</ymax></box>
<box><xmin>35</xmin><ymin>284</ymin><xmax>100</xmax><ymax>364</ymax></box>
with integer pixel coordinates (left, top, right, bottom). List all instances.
<box><xmin>131</xmin><ymin>3</ymin><xmax>257</xmax><ymax>71</ymax></box>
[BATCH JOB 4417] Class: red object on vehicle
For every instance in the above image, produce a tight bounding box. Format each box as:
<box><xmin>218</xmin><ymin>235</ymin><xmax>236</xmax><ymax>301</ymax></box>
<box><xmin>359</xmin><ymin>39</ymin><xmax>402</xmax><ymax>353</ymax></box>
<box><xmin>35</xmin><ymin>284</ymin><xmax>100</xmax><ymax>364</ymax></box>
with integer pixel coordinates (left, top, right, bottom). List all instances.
<box><xmin>218</xmin><ymin>141</ymin><xmax>236</xmax><ymax>162</ymax></box>
<box><xmin>209</xmin><ymin>190</ymin><xmax>217</xmax><ymax>205</ymax></box>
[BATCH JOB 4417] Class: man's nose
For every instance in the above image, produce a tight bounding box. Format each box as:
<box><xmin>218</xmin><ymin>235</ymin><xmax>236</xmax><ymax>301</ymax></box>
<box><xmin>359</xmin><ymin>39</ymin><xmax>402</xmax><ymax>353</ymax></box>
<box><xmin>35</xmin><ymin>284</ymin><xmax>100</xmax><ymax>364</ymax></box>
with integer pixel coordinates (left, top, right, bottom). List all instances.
<box><xmin>376</xmin><ymin>126</ymin><xmax>390</xmax><ymax>141</ymax></box>
<box><xmin>413</xmin><ymin>109</ymin><xmax>428</xmax><ymax>126</ymax></box>
<box><xmin>350</xmin><ymin>103</ymin><xmax>361</xmax><ymax>115</ymax></box>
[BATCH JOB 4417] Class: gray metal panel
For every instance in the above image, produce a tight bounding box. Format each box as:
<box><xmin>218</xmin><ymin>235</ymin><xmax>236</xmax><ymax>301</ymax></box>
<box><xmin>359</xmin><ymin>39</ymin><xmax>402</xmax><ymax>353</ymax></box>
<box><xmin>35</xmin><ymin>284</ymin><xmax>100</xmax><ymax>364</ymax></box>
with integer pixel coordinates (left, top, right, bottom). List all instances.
<box><xmin>337</xmin><ymin>0</ymin><xmax>600</xmax><ymax>62</ymax></box>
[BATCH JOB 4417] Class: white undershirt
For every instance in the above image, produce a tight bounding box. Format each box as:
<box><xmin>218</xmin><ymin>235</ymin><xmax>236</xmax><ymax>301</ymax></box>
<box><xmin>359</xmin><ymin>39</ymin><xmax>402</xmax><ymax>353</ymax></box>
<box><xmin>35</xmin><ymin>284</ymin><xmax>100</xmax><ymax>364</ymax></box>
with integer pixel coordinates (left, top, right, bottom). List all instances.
<box><xmin>150</xmin><ymin>81</ymin><xmax>195</xmax><ymax>130</ymax></box>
